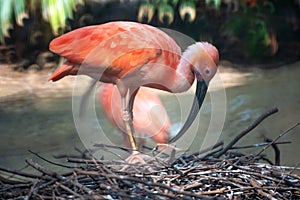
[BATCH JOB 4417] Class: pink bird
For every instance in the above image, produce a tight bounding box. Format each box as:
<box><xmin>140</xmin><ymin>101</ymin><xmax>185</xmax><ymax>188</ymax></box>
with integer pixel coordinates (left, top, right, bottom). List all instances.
<box><xmin>99</xmin><ymin>84</ymin><xmax>170</xmax><ymax>150</ymax></box>
<box><xmin>48</xmin><ymin>21</ymin><xmax>219</xmax><ymax>164</ymax></box>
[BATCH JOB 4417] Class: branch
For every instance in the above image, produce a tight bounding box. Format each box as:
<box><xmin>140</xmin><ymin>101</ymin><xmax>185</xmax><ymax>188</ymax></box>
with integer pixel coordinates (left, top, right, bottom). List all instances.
<box><xmin>231</xmin><ymin>141</ymin><xmax>291</xmax><ymax>149</ymax></box>
<box><xmin>213</xmin><ymin>108</ymin><xmax>279</xmax><ymax>158</ymax></box>
<box><xmin>0</xmin><ymin>165</ymin><xmax>45</xmax><ymax>180</ymax></box>
<box><xmin>25</xmin><ymin>159</ymin><xmax>65</xmax><ymax>181</ymax></box>
<box><xmin>28</xmin><ymin>150</ymin><xmax>74</xmax><ymax>169</ymax></box>
<box><xmin>255</xmin><ymin>122</ymin><xmax>300</xmax><ymax>158</ymax></box>
<box><xmin>264</xmin><ymin>138</ymin><xmax>281</xmax><ymax>165</ymax></box>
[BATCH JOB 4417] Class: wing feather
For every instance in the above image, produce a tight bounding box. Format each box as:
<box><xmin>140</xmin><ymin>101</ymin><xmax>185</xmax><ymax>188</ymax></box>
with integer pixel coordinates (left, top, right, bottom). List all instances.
<box><xmin>50</xmin><ymin>22</ymin><xmax>164</xmax><ymax>76</ymax></box>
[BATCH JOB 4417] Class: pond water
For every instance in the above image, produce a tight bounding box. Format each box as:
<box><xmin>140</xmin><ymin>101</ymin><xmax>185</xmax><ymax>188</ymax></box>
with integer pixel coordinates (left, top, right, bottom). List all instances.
<box><xmin>0</xmin><ymin>62</ymin><xmax>299</xmax><ymax>174</ymax></box>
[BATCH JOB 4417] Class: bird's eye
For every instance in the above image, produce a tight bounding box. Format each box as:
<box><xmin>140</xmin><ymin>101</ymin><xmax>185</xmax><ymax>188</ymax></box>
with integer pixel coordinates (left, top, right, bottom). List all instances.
<box><xmin>204</xmin><ymin>68</ymin><xmax>211</xmax><ymax>75</ymax></box>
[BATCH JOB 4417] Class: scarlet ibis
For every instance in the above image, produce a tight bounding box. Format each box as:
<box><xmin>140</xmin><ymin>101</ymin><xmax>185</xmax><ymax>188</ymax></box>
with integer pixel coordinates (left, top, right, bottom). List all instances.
<box><xmin>99</xmin><ymin>83</ymin><xmax>170</xmax><ymax>149</ymax></box>
<box><xmin>48</xmin><ymin>21</ymin><xmax>219</xmax><ymax>163</ymax></box>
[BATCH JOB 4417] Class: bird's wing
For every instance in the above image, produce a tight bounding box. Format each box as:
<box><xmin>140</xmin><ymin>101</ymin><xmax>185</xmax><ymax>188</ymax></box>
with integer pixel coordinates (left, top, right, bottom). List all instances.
<box><xmin>49</xmin><ymin>22</ymin><xmax>163</xmax><ymax>78</ymax></box>
<box><xmin>111</xmin><ymin>48</ymin><xmax>161</xmax><ymax>77</ymax></box>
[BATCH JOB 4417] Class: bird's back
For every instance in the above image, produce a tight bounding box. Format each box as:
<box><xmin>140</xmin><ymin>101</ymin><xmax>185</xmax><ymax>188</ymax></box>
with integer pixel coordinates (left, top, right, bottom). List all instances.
<box><xmin>49</xmin><ymin>21</ymin><xmax>181</xmax><ymax>78</ymax></box>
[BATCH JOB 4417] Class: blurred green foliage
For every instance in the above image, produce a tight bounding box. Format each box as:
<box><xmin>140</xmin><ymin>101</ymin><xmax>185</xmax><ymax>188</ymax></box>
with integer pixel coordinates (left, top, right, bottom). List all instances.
<box><xmin>225</xmin><ymin>2</ymin><xmax>272</xmax><ymax>58</ymax></box>
<box><xmin>137</xmin><ymin>0</ymin><xmax>299</xmax><ymax>60</ymax></box>
<box><xmin>0</xmin><ymin>0</ymin><xmax>83</xmax><ymax>42</ymax></box>
<box><xmin>138</xmin><ymin>0</ymin><xmax>197</xmax><ymax>24</ymax></box>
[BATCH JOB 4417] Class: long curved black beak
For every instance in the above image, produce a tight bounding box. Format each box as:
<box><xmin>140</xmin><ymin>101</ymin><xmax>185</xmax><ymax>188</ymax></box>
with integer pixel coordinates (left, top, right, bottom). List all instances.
<box><xmin>168</xmin><ymin>80</ymin><xmax>208</xmax><ymax>143</ymax></box>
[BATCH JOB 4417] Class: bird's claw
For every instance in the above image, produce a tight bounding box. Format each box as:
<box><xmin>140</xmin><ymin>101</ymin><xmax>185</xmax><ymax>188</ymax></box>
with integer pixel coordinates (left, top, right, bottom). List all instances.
<box><xmin>120</xmin><ymin>151</ymin><xmax>153</xmax><ymax>172</ymax></box>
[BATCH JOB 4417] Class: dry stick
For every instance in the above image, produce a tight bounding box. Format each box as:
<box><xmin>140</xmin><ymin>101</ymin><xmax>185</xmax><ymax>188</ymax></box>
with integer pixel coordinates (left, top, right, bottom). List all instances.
<box><xmin>188</xmin><ymin>169</ymin><xmax>281</xmax><ymax>183</ymax></box>
<box><xmin>137</xmin><ymin>185</ymin><xmax>176</xmax><ymax>199</ymax></box>
<box><xmin>66</xmin><ymin>157</ymin><xmax>128</xmax><ymax>166</ymax></box>
<box><xmin>32</xmin><ymin>179</ymin><xmax>57</xmax><ymax>197</ymax></box>
<box><xmin>231</xmin><ymin>141</ymin><xmax>291</xmax><ymax>149</ymax></box>
<box><xmin>90</xmin><ymin>156</ymin><xmax>118</xmax><ymax>186</ymax></box>
<box><xmin>274</xmin><ymin>161</ymin><xmax>300</xmax><ymax>194</ymax></box>
<box><xmin>264</xmin><ymin>138</ymin><xmax>281</xmax><ymax>165</ymax></box>
<box><xmin>0</xmin><ymin>165</ymin><xmax>45</xmax><ymax>180</ymax></box>
<box><xmin>74</xmin><ymin>168</ymin><xmax>214</xmax><ymax>199</ymax></box>
<box><xmin>68</xmin><ymin>157</ymin><xmax>162</xmax><ymax>171</ymax></box>
<box><xmin>255</xmin><ymin>122</ymin><xmax>300</xmax><ymax>157</ymax></box>
<box><xmin>25</xmin><ymin>159</ymin><xmax>65</xmax><ymax>181</ymax></box>
<box><xmin>55</xmin><ymin>181</ymin><xmax>83</xmax><ymax>198</ymax></box>
<box><xmin>72</xmin><ymin>180</ymin><xmax>94</xmax><ymax>195</ymax></box>
<box><xmin>28</xmin><ymin>150</ymin><xmax>75</xmax><ymax>169</ymax></box>
<box><xmin>1</xmin><ymin>183</ymin><xmax>33</xmax><ymax>192</ymax></box>
<box><xmin>192</xmin><ymin>141</ymin><xmax>224</xmax><ymax>157</ymax></box>
<box><xmin>230</xmin><ymin>186</ymin><xmax>300</xmax><ymax>192</ymax></box>
<box><xmin>214</xmin><ymin>108</ymin><xmax>279</xmax><ymax>158</ymax></box>
<box><xmin>249</xmin><ymin>177</ymin><xmax>275</xmax><ymax>200</ymax></box>
<box><xmin>0</xmin><ymin>174</ymin><xmax>28</xmax><ymax>184</ymax></box>
<box><xmin>27</xmin><ymin>180</ymin><xmax>39</xmax><ymax>199</ymax></box>
<box><xmin>198</xmin><ymin>187</ymin><xmax>227</xmax><ymax>195</ymax></box>
<box><xmin>172</xmin><ymin>141</ymin><xmax>224</xmax><ymax>166</ymax></box>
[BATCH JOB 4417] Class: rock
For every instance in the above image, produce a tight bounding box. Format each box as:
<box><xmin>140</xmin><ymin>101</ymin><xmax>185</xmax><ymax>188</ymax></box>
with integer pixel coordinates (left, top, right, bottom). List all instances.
<box><xmin>43</xmin><ymin>62</ymin><xmax>58</xmax><ymax>69</ymax></box>
<box><xmin>0</xmin><ymin>45</ymin><xmax>18</xmax><ymax>64</ymax></box>
<box><xmin>36</xmin><ymin>51</ymin><xmax>57</xmax><ymax>69</ymax></box>
<box><xmin>27</xmin><ymin>64</ymin><xmax>41</xmax><ymax>72</ymax></box>
<box><xmin>13</xmin><ymin>59</ymin><xmax>30</xmax><ymax>71</ymax></box>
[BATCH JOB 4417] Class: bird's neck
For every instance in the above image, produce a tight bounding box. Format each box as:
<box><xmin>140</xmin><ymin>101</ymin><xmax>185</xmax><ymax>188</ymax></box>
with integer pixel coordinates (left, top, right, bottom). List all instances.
<box><xmin>170</xmin><ymin>55</ymin><xmax>195</xmax><ymax>93</ymax></box>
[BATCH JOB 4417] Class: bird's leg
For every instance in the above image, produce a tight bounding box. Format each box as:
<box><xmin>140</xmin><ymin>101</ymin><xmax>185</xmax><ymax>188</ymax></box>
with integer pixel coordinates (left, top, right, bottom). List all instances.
<box><xmin>116</xmin><ymin>80</ymin><xmax>138</xmax><ymax>151</ymax></box>
<box><xmin>122</xmin><ymin>90</ymin><xmax>154</xmax><ymax>171</ymax></box>
<box><xmin>116</xmin><ymin>84</ymin><xmax>153</xmax><ymax>170</ymax></box>
<box><xmin>121</xmin><ymin>89</ymin><xmax>138</xmax><ymax>151</ymax></box>
<box><xmin>116</xmin><ymin>81</ymin><xmax>153</xmax><ymax>171</ymax></box>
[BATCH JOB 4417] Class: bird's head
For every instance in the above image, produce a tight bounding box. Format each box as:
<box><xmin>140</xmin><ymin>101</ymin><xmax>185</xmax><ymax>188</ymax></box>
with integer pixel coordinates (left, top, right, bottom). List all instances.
<box><xmin>169</xmin><ymin>42</ymin><xmax>219</xmax><ymax>143</ymax></box>
<box><xmin>184</xmin><ymin>42</ymin><xmax>219</xmax><ymax>83</ymax></box>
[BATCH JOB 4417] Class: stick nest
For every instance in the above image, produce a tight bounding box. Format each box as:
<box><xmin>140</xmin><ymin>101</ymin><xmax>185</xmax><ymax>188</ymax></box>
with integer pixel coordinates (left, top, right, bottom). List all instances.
<box><xmin>1</xmin><ymin>108</ymin><xmax>299</xmax><ymax>199</ymax></box>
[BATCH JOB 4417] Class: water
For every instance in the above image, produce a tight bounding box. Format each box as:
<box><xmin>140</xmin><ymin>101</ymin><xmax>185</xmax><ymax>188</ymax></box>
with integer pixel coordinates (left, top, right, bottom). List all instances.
<box><xmin>211</xmin><ymin>63</ymin><xmax>300</xmax><ymax>167</ymax></box>
<box><xmin>0</xmin><ymin>62</ymin><xmax>299</xmax><ymax>174</ymax></box>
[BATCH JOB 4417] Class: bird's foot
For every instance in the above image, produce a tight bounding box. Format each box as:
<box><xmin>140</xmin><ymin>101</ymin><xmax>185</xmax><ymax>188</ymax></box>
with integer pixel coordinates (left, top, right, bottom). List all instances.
<box><xmin>120</xmin><ymin>151</ymin><xmax>153</xmax><ymax>172</ymax></box>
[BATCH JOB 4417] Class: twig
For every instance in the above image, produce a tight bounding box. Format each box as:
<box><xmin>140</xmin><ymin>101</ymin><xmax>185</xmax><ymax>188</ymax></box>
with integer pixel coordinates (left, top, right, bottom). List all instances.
<box><xmin>231</xmin><ymin>141</ymin><xmax>291</xmax><ymax>149</ymax></box>
<box><xmin>171</xmin><ymin>141</ymin><xmax>224</xmax><ymax>166</ymax></box>
<box><xmin>192</xmin><ymin>141</ymin><xmax>224</xmax><ymax>157</ymax></box>
<box><xmin>0</xmin><ymin>165</ymin><xmax>45</xmax><ymax>180</ymax></box>
<box><xmin>55</xmin><ymin>181</ymin><xmax>82</xmax><ymax>198</ymax></box>
<box><xmin>274</xmin><ymin>161</ymin><xmax>300</xmax><ymax>193</ymax></box>
<box><xmin>0</xmin><ymin>174</ymin><xmax>28</xmax><ymax>184</ymax></box>
<box><xmin>74</xmin><ymin>168</ymin><xmax>214</xmax><ymax>199</ymax></box>
<box><xmin>214</xmin><ymin>108</ymin><xmax>279</xmax><ymax>158</ymax></box>
<box><xmin>197</xmin><ymin>187</ymin><xmax>226</xmax><ymax>195</ymax></box>
<box><xmin>28</xmin><ymin>150</ymin><xmax>75</xmax><ymax>168</ymax></box>
<box><xmin>264</xmin><ymin>138</ymin><xmax>280</xmax><ymax>165</ymax></box>
<box><xmin>27</xmin><ymin>179</ymin><xmax>38</xmax><ymax>199</ymax></box>
<box><xmin>249</xmin><ymin>177</ymin><xmax>275</xmax><ymax>200</ymax></box>
<box><xmin>25</xmin><ymin>159</ymin><xmax>65</xmax><ymax>181</ymax></box>
<box><xmin>255</xmin><ymin>122</ymin><xmax>300</xmax><ymax>157</ymax></box>
<box><xmin>72</xmin><ymin>179</ymin><xmax>94</xmax><ymax>195</ymax></box>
